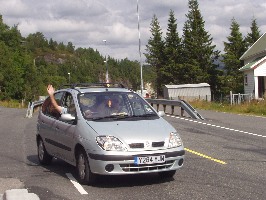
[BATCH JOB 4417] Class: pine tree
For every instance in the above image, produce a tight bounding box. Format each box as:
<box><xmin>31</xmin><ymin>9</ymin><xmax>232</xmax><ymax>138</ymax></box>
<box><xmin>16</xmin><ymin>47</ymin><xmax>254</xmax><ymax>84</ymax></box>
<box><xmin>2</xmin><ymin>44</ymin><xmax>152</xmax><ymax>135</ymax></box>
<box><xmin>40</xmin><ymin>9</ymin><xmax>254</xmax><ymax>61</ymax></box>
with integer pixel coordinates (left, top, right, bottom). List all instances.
<box><xmin>245</xmin><ymin>17</ymin><xmax>261</xmax><ymax>48</ymax></box>
<box><xmin>163</xmin><ymin>10</ymin><xmax>182</xmax><ymax>85</ymax></box>
<box><xmin>182</xmin><ymin>0</ymin><xmax>219</xmax><ymax>87</ymax></box>
<box><xmin>223</xmin><ymin>18</ymin><xmax>247</xmax><ymax>94</ymax></box>
<box><xmin>145</xmin><ymin>15</ymin><xmax>165</xmax><ymax>97</ymax></box>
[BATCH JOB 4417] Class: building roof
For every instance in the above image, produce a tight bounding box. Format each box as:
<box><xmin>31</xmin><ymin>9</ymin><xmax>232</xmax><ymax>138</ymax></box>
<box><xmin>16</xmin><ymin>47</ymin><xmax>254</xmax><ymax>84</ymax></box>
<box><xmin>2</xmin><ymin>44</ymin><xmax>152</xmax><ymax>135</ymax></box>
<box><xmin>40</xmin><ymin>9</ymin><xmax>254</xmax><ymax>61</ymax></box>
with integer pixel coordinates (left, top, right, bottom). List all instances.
<box><xmin>240</xmin><ymin>32</ymin><xmax>266</xmax><ymax>60</ymax></box>
<box><xmin>164</xmin><ymin>83</ymin><xmax>210</xmax><ymax>89</ymax></box>
<box><xmin>239</xmin><ymin>56</ymin><xmax>266</xmax><ymax>71</ymax></box>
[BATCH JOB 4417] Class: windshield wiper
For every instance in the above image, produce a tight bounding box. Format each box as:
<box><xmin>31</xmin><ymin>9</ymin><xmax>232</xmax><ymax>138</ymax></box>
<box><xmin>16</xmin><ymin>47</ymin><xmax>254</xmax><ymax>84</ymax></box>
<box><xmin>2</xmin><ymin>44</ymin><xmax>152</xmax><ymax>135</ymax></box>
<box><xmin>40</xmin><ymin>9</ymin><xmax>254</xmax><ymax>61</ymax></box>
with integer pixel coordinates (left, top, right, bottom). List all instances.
<box><xmin>132</xmin><ymin>113</ymin><xmax>158</xmax><ymax>117</ymax></box>
<box><xmin>91</xmin><ymin>113</ymin><xmax>157</xmax><ymax>121</ymax></box>
<box><xmin>91</xmin><ymin>113</ymin><xmax>129</xmax><ymax>121</ymax></box>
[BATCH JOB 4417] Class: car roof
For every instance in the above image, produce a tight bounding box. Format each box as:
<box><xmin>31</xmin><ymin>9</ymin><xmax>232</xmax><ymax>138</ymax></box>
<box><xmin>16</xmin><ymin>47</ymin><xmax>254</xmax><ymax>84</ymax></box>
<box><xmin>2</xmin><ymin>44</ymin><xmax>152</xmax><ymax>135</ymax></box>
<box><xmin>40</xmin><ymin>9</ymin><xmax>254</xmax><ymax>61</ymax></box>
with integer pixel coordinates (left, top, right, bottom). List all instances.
<box><xmin>57</xmin><ymin>83</ymin><xmax>132</xmax><ymax>94</ymax></box>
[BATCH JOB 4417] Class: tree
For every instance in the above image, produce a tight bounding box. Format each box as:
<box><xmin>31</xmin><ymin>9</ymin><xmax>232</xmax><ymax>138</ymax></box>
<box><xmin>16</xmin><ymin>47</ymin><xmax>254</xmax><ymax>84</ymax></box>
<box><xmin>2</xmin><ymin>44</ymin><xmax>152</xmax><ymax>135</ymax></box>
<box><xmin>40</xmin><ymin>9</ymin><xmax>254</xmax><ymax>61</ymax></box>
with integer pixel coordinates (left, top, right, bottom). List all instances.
<box><xmin>223</xmin><ymin>18</ymin><xmax>247</xmax><ymax>94</ymax></box>
<box><xmin>145</xmin><ymin>15</ymin><xmax>165</xmax><ymax>97</ymax></box>
<box><xmin>49</xmin><ymin>38</ymin><xmax>58</xmax><ymax>51</ymax></box>
<box><xmin>26</xmin><ymin>32</ymin><xmax>49</xmax><ymax>54</ymax></box>
<box><xmin>66</xmin><ymin>42</ymin><xmax>75</xmax><ymax>53</ymax></box>
<box><xmin>245</xmin><ymin>17</ymin><xmax>261</xmax><ymax>48</ymax></box>
<box><xmin>182</xmin><ymin>0</ymin><xmax>220</xmax><ymax>96</ymax></box>
<box><xmin>163</xmin><ymin>10</ymin><xmax>182</xmax><ymax>85</ymax></box>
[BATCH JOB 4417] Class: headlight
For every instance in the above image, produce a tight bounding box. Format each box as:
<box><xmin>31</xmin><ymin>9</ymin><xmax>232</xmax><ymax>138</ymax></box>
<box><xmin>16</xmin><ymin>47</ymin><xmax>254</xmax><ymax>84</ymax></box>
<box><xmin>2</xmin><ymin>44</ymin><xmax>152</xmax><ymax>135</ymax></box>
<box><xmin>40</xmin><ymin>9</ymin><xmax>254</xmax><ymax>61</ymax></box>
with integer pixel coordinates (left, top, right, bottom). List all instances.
<box><xmin>96</xmin><ymin>136</ymin><xmax>128</xmax><ymax>151</ymax></box>
<box><xmin>167</xmin><ymin>132</ymin><xmax>182</xmax><ymax>148</ymax></box>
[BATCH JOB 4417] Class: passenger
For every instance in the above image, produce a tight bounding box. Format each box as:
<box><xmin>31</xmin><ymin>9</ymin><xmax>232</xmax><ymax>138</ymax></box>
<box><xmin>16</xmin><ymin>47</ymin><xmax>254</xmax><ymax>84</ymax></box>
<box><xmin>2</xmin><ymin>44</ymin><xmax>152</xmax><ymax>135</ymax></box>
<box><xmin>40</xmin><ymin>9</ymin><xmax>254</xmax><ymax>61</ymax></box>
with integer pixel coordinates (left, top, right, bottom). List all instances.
<box><xmin>81</xmin><ymin>96</ymin><xmax>101</xmax><ymax>118</ymax></box>
<box><xmin>47</xmin><ymin>84</ymin><xmax>66</xmax><ymax>114</ymax></box>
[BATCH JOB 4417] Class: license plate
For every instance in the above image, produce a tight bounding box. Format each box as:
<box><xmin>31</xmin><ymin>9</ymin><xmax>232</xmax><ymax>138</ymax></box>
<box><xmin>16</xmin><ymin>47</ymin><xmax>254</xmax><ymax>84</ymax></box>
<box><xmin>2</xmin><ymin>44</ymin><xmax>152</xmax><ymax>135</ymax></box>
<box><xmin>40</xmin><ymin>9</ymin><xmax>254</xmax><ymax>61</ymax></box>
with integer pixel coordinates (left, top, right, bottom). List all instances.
<box><xmin>134</xmin><ymin>155</ymin><xmax>165</xmax><ymax>165</ymax></box>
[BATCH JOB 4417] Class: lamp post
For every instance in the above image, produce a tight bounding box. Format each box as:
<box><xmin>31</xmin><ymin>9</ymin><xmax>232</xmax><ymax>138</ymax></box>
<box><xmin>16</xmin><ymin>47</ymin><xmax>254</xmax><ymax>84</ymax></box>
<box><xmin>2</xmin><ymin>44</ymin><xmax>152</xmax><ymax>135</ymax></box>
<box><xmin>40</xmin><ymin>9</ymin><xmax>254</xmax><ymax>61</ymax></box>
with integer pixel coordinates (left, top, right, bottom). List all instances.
<box><xmin>137</xmin><ymin>0</ymin><xmax>144</xmax><ymax>96</ymax></box>
<box><xmin>103</xmin><ymin>39</ymin><xmax>109</xmax><ymax>82</ymax></box>
<box><xmin>68</xmin><ymin>72</ymin><xmax>70</xmax><ymax>83</ymax></box>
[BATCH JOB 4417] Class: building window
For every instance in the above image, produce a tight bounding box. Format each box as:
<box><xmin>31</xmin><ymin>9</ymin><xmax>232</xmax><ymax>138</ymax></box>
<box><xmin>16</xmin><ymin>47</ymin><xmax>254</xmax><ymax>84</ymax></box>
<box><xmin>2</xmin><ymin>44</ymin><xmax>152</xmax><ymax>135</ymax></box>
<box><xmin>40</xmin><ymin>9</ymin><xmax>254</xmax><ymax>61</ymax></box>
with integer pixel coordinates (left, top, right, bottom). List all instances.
<box><xmin>244</xmin><ymin>74</ymin><xmax>248</xmax><ymax>85</ymax></box>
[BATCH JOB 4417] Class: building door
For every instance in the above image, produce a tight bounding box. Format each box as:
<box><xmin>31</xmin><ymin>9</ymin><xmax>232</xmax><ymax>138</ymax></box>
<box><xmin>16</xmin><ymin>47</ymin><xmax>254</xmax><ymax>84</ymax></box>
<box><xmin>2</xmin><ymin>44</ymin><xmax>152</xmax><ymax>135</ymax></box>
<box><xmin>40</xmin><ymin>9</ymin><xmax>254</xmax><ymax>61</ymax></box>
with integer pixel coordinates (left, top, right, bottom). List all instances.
<box><xmin>258</xmin><ymin>76</ymin><xmax>265</xmax><ymax>98</ymax></box>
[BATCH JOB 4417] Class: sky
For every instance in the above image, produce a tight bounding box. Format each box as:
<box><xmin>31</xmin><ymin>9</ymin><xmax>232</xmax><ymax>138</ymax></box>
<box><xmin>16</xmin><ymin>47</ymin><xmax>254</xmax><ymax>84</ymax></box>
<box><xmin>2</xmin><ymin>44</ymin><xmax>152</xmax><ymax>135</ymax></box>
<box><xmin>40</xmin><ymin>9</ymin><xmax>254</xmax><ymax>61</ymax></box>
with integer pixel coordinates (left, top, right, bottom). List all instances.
<box><xmin>1</xmin><ymin>0</ymin><xmax>266</xmax><ymax>61</ymax></box>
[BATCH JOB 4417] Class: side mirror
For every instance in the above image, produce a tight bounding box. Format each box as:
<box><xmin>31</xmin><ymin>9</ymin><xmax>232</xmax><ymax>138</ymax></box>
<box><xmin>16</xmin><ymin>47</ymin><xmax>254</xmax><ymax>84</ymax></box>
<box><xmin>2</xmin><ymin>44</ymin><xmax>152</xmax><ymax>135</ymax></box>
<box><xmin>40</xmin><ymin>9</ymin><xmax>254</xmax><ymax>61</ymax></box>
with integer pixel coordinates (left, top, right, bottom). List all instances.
<box><xmin>157</xmin><ymin>111</ymin><xmax>165</xmax><ymax>117</ymax></box>
<box><xmin>60</xmin><ymin>113</ymin><xmax>76</xmax><ymax>121</ymax></box>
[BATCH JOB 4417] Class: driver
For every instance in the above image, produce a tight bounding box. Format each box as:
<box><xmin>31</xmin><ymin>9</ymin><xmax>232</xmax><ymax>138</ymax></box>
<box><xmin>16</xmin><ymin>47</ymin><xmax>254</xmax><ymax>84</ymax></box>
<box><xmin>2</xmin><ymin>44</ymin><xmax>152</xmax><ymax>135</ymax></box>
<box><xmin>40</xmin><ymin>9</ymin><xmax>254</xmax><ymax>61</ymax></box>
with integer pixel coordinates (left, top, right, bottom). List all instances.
<box><xmin>99</xmin><ymin>96</ymin><xmax>127</xmax><ymax>116</ymax></box>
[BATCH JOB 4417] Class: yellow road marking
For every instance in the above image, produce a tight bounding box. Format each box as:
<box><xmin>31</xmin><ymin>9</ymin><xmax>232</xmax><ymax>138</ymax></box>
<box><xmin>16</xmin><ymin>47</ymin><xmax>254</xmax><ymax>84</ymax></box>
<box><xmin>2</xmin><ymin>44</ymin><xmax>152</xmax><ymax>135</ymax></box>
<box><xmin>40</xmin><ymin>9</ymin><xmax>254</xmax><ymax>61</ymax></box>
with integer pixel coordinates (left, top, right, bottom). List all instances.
<box><xmin>185</xmin><ymin>148</ymin><xmax>227</xmax><ymax>165</ymax></box>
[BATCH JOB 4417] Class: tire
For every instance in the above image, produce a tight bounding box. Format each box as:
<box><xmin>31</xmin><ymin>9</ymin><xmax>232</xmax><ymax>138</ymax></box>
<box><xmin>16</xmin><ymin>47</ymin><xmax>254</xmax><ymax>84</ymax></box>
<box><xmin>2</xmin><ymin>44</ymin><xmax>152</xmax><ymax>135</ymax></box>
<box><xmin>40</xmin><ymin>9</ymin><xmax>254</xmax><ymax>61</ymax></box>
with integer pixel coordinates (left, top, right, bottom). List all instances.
<box><xmin>76</xmin><ymin>149</ymin><xmax>96</xmax><ymax>185</ymax></box>
<box><xmin>158</xmin><ymin>170</ymin><xmax>176</xmax><ymax>179</ymax></box>
<box><xmin>37</xmin><ymin>138</ymin><xmax>53</xmax><ymax>165</ymax></box>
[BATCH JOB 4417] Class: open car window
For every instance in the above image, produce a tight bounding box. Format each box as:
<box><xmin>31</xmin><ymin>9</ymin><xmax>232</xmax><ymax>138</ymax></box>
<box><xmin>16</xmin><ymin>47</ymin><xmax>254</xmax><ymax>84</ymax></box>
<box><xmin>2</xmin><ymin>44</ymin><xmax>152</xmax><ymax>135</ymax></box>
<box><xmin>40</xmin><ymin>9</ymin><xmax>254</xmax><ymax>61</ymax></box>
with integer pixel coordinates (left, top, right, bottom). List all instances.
<box><xmin>42</xmin><ymin>92</ymin><xmax>64</xmax><ymax>119</ymax></box>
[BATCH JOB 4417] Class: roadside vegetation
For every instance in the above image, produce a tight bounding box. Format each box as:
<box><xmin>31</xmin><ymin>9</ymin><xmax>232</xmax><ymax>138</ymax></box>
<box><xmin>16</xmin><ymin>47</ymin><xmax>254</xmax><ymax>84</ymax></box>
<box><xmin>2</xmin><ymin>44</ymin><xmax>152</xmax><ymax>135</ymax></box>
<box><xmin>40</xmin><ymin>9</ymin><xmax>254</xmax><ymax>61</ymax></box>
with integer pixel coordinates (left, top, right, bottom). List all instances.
<box><xmin>0</xmin><ymin>100</ymin><xmax>24</xmax><ymax>108</ymax></box>
<box><xmin>190</xmin><ymin>99</ymin><xmax>266</xmax><ymax>117</ymax></box>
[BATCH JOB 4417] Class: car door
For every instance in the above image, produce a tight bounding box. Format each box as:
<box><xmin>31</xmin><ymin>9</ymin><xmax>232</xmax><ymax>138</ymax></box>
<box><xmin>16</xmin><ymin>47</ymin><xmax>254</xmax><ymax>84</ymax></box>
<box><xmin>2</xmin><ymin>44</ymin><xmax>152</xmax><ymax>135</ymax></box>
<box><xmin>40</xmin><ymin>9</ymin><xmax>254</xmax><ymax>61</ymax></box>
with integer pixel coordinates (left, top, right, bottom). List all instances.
<box><xmin>39</xmin><ymin>91</ymin><xmax>64</xmax><ymax>156</ymax></box>
<box><xmin>53</xmin><ymin>92</ymin><xmax>77</xmax><ymax>163</ymax></box>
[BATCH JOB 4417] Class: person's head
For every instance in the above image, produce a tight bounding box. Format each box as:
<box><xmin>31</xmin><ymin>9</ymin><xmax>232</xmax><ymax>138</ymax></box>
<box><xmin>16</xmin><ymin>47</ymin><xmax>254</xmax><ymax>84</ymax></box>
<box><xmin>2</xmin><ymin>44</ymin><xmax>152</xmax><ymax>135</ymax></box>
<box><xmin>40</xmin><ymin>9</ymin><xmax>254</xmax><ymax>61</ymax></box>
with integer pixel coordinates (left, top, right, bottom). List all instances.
<box><xmin>79</xmin><ymin>95</ymin><xmax>88</xmax><ymax>106</ymax></box>
<box><xmin>107</xmin><ymin>96</ymin><xmax>120</xmax><ymax>108</ymax></box>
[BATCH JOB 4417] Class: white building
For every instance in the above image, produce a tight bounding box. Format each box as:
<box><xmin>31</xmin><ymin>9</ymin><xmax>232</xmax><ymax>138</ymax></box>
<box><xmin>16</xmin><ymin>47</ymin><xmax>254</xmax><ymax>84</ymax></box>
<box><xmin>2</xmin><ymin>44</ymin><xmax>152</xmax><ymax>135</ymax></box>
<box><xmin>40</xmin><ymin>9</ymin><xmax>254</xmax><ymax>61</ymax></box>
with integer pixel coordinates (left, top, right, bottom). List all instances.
<box><xmin>239</xmin><ymin>32</ymin><xmax>266</xmax><ymax>99</ymax></box>
<box><xmin>163</xmin><ymin>83</ymin><xmax>211</xmax><ymax>101</ymax></box>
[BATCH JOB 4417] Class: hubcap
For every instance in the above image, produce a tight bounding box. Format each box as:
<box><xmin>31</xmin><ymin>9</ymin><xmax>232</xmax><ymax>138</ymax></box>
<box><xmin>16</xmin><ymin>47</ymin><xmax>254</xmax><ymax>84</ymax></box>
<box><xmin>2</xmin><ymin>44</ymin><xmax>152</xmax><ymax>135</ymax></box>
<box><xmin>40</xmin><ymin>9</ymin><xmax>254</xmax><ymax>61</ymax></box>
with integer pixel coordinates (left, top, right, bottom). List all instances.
<box><xmin>38</xmin><ymin>141</ymin><xmax>44</xmax><ymax>161</ymax></box>
<box><xmin>78</xmin><ymin>154</ymin><xmax>86</xmax><ymax>179</ymax></box>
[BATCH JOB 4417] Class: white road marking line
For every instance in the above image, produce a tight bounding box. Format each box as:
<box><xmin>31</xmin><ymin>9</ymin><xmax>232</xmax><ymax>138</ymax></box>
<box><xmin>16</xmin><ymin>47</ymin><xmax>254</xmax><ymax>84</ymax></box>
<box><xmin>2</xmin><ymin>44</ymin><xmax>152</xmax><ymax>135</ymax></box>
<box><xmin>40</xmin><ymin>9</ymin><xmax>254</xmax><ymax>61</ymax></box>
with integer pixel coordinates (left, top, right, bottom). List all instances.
<box><xmin>166</xmin><ymin>114</ymin><xmax>265</xmax><ymax>139</ymax></box>
<box><xmin>66</xmin><ymin>173</ymin><xmax>88</xmax><ymax>195</ymax></box>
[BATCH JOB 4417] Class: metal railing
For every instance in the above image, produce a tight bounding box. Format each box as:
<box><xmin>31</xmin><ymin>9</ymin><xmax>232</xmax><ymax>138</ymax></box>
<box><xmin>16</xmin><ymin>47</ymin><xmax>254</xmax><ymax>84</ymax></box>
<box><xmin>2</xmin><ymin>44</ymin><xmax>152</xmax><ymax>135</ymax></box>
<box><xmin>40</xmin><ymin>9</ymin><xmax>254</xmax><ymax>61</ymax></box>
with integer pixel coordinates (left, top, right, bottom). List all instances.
<box><xmin>25</xmin><ymin>100</ymin><xmax>44</xmax><ymax>118</ymax></box>
<box><xmin>230</xmin><ymin>91</ymin><xmax>253</xmax><ymax>105</ymax></box>
<box><xmin>146</xmin><ymin>98</ymin><xmax>204</xmax><ymax>120</ymax></box>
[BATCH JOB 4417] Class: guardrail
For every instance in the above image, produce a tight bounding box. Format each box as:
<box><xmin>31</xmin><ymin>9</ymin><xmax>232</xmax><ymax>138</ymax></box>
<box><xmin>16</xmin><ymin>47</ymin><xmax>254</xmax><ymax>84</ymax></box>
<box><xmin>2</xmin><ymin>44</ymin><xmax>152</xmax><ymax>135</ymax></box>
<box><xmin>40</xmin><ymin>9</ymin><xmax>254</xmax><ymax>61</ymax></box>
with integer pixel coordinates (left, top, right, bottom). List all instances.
<box><xmin>25</xmin><ymin>97</ymin><xmax>204</xmax><ymax>120</ymax></box>
<box><xmin>146</xmin><ymin>98</ymin><xmax>204</xmax><ymax>120</ymax></box>
<box><xmin>25</xmin><ymin>100</ymin><xmax>44</xmax><ymax>118</ymax></box>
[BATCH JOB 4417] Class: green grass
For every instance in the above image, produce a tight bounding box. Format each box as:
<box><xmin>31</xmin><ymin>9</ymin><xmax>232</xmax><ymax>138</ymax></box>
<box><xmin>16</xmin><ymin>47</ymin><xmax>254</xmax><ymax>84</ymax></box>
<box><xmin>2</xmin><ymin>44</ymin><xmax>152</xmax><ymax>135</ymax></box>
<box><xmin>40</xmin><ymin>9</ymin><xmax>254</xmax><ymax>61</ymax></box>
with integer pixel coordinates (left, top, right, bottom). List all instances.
<box><xmin>0</xmin><ymin>100</ymin><xmax>27</xmax><ymax>108</ymax></box>
<box><xmin>190</xmin><ymin>100</ymin><xmax>266</xmax><ymax>117</ymax></box>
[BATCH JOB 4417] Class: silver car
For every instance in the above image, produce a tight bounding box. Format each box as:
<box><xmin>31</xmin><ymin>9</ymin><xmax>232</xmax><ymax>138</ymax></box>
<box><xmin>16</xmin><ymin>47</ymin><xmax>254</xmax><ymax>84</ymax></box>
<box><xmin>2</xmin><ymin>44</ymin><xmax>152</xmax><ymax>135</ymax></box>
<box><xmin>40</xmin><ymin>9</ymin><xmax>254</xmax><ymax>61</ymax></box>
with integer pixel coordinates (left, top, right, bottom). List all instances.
<box><xmin>37</xmin><ymin>83</ymin><xmax>185</xmax><ymax>185</ymax></box>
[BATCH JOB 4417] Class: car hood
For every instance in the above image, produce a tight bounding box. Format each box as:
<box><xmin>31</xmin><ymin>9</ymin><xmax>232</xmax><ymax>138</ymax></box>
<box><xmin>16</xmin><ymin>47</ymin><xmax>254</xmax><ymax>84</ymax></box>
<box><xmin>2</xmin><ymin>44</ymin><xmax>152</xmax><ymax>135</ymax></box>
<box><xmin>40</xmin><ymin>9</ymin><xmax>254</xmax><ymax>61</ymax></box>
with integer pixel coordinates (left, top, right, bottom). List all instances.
<box><xmin>86</xmin><ymin>117</ymin><xmax>176</xmax><ymax>143</ymax></box>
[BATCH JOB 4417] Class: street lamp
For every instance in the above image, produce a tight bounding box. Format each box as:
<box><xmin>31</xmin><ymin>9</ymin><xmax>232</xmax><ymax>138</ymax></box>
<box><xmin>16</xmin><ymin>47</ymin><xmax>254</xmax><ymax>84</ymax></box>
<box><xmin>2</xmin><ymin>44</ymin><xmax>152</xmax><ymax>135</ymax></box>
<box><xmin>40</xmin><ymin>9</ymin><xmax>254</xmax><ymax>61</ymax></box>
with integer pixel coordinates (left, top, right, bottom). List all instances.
<box><xmin>68</xmin><ymin>72</ymin><xmax>70</xmax><ymax>83</ymax></box>
<box><xmin>103</xmin><ymin>39</ymin><xmax>109</xmax><ymax>82</ymax></box>
<box><xmin>137</xmin><ymin>0</ymin><xmax>144</xmax><ymax>96</ymax></box>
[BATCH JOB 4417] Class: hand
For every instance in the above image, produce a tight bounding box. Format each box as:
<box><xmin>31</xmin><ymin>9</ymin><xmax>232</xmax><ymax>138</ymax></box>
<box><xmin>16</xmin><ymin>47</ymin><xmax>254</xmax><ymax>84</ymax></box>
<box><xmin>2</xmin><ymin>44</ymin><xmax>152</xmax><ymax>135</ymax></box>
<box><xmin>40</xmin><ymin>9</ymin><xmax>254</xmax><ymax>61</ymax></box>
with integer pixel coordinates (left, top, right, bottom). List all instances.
<box><xmin>84</xmin><ymin>110</ymin><xmax>93</xmax><ymax>118</ymax></box>
<box><xmin>47</xmin><ymin>84</ymin><xmax>55</xmax><ymax>96</ymax></box>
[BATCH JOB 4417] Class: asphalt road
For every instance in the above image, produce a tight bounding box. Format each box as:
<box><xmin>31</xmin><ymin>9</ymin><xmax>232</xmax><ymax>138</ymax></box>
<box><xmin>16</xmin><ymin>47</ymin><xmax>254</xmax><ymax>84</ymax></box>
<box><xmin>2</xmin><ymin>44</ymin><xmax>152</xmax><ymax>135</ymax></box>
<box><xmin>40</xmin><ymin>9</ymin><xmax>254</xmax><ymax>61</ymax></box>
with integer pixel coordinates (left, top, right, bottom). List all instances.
<box><xmin>0</xmin><ymin>106</ymin><xmax>265</xmax><ymax>200</ymax></box>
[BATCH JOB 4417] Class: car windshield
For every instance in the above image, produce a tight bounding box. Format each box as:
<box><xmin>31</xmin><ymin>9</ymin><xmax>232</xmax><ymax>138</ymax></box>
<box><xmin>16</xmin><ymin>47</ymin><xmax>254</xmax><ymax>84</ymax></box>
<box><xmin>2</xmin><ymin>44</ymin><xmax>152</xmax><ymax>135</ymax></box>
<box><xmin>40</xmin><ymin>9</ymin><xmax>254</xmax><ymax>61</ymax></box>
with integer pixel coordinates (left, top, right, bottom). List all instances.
<box><xmin>78</xmin><ymin>92</ymin><xmax>157</xmax><ymax>120</ymax></box>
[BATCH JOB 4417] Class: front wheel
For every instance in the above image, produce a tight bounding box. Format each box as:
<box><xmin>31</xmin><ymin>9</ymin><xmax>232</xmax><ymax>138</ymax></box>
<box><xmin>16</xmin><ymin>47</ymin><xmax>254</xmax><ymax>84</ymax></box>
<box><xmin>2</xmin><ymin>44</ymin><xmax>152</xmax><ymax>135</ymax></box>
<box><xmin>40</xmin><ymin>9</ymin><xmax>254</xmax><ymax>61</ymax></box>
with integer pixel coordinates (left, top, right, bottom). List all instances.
<box><xmin>76</xmin><ymin>149</ymin><xmax>96</xmax><ymax>185</ymax></box>
<box><xmin>37</xmin><ymin>138</ymin><xmax>53</xmax><ymax>165</ymax></box>
<box><xmin>158</xmin><ymin>170</ymin><xmax>176</xmax><ymax>179</ymax></box>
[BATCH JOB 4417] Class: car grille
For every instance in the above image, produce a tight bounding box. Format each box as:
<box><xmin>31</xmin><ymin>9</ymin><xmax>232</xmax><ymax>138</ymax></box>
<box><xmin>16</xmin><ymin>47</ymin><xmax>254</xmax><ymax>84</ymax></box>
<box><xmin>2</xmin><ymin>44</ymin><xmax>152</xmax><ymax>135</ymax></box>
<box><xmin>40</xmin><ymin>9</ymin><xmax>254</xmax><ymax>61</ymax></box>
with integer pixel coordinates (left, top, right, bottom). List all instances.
<box><xmin>129</xmin><ymin>141</ymin><xmax>165</xmax><ymax>149</ymax></box>
<box><xmin>120</xmin><ymin>160</ymin><xmax>174</xmax><ymax>172</ymax></box>
<box><xmin>129</xmin><ymin>143</ymin><xmax>144</xmax><ymax>148</ymax></box>
<box><xmin>152</xmin><ymin>141</ymin><xmax>164</xmax><ymax>147</ymax></box>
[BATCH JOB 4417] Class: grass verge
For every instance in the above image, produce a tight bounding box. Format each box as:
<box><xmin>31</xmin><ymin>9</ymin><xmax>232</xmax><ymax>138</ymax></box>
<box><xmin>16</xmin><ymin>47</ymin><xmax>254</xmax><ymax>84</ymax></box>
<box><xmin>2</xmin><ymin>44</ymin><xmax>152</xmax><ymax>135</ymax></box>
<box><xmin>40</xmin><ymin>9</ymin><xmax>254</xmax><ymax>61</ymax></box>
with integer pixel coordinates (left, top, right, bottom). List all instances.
<box><xmin>190</xmin><ymin>100</ymin><xmax>266</xmax><ymax>117</ymax></box>
<box><xmin>0</xmin><ymin>100</ymin><xmax>26</xmax><ymax>108</ymax></box>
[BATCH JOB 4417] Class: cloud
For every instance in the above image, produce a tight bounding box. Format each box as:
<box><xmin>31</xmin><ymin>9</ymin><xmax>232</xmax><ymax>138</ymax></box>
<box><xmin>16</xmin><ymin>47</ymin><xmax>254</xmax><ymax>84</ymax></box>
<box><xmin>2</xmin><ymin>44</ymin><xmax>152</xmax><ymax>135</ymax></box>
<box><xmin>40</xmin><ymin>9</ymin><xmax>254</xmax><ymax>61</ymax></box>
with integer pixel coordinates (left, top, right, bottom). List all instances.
<box><xmin>1</xmin><ymin>0</ymin><xmax>266</xmax><ymax>60</ymax></box>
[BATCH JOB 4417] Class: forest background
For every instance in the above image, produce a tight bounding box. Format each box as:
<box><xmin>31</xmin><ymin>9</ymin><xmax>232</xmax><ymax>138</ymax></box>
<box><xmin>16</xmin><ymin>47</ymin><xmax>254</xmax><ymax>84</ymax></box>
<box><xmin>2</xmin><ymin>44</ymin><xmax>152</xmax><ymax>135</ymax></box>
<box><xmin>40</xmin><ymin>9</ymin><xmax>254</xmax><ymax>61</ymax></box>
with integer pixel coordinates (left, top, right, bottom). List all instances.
<box><xmin>0</xmin><ymin>0</ymin><xmax>263</xmax><ymax>106</ymax></box>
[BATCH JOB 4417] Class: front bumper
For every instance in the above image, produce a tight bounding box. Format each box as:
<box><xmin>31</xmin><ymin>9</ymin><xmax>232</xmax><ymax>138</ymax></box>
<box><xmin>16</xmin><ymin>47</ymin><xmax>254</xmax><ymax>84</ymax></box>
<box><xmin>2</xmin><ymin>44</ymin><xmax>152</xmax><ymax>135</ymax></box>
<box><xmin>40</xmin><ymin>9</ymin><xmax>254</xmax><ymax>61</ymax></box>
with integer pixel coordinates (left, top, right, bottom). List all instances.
<box><xmin>88</xmin><ymin>149</ymin><xmax>185</xmax><ymax>175</ymax></box>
